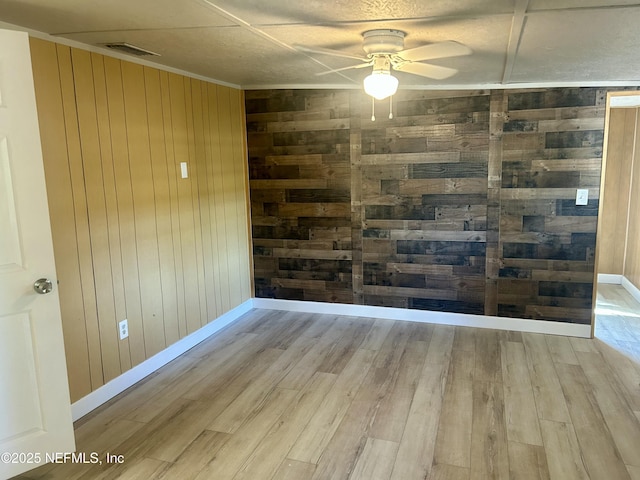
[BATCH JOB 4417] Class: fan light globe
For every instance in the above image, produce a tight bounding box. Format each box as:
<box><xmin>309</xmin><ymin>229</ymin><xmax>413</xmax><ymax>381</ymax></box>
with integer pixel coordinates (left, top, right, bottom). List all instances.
<box><xmin>364</xmin><ymin>71</ymin><xmax>398</xmax><ymax>100</ymax></box>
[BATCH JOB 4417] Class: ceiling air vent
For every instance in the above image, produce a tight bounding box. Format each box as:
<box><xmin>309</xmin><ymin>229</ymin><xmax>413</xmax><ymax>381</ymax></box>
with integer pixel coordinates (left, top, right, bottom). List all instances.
<box><xmin>101</xmin><ymin>42</ymin><xmax>160</xmax><ymax>57</ymax></box>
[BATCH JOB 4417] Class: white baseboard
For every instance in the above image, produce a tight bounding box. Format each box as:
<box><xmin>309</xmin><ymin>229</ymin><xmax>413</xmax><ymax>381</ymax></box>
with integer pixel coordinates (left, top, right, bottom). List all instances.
<box><xmin>252</xmin><ymin>298</ymin><xmax>592</xmax><ymax>339</ymax></box>
<box><xmin>622</xmin><ymin>276</ymin><xmax>640</xmax><ymax>304</ymax></box>
<box><xmin>598</xmin><ymin>273</ymin><xmax>640</xmax><ymax>303</ymax></box>
<box><xmin>598</xmin><ymin>273</ymin><xmax>623</xmax><ymax>284</ymax></box>
<box><xmin>71</xmin><ymin>293</ymin><xmax>597</xmax><ymax>421</ymax></box>
<box><xmin>71</xmin><ymin>300</ymin><xmax>253</xmax><ymax>421</ymax></box>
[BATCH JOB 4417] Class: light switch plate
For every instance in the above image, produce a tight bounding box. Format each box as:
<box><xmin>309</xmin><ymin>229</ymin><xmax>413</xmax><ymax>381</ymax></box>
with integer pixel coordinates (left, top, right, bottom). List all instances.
<box><xmin>576</xmin><ymin>189</ymin><xmax>589</xmax><ymax>206</ymax></box>
<box><xmin>180</xmin><ymin>162</ymin><xmax>188</xmax><ymax>179</ymax></box>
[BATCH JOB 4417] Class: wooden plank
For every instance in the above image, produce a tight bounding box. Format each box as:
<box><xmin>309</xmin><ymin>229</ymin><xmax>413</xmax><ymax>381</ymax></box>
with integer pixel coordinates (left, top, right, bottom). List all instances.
<box><xmin>501</xmin><ymin>188</ymin><xmax>600</xmax><ymax>200</ymax></box>
<box><xmin>349</xmin><ymin>437</ymin><xmax>399</xmax><ymax>480</ymax></box>
<box><xmin>103</xmin><ymin>55</ymin><xmax>146</xmax><ymax>367</ymax></box>
<box><xmin>530</xmin><ymin>158</ymin><xmax>602</xmax><ymax>172</ymax></box>
<box><xmin>272</xmin><ymin>459</ymin><xmax>316</xmax><ymax>480</ymax></box>
<box><xmin>474</xmin><ymin>330</ymin><xmax>503</xmax><ymax>383</ymax></box>
<box><xmin>143</xmin><ymin>66</ymin><xmax>180</xmax><ymax>346</ymax></box>
<box><xmin>250</xmin><ymin>179</ymin><xmax>329</xmax><ymax>189</ymax></box>
<box><xmin>537</xmin><ymin>117</ymin><xmax>605</xmax><ymax>132</ymax></box>
<box><xmin>521</xmin><ymin>333</ymin><xmax>572</xmax><ymax>423</ymax></box>
<box><xmin>91</xmin><ymin>53</ymin><xmax>131</xmax><ymax>373</ymax></box>
<box><xmin>101</xmin><ymin>457</ymin><xmax>169</xmax><ymax>479</ymax></box>
<box><xmin>501</xmin><ymin>341</ymin><xmax>543</xmax><ymax>445</ymax></box>
<box><xmin>167</xmin><ymin>73</ymin><xmax>202</xmax><ymax>336</ymax></box>
<box><xmin>545</xmin><ymin>335</ymin><xmax>579</xmax><ymax>365</ymax></box>
<box><xmin>278</xmin><ymin>203</ymin><xmax>351</xmax><ymax>217</ymax></box>
<box><xmin>508</xmin><ymin>442</ymin><xmax>550</xmax><ymax>480</ymax></box>
<box><xmin>434</xmin><ymin>346</ymin><xmax>474</xmax><ymax>468</ymax></box>
<box><xmin>190</xmin><ymin>79</ymin><xmax>216</xmax><ymax>323</ymax></box>
<box><xmin>159</xmin><ymin>70</ymin><xmax>187</xmax><ymax>340</ymax></box>
<box><xmin>596</xmin><ymin>337</ymin><xmax>640</xmax><ymax>411</ymax></box>
<box><xmin>389</xmin><ymin>231</ymin><xmax>486</xmax><ymax>242</ymax></box>
<box><xmin>207</xmin><ymin>332</ymin><xmax>317</xmax><ymax>433</ymax></box>
<box><xmin>154</xmin><ymin>430</ymin><xmax>229</xmax><ymax>480</ymax></box>
<box><xmin>470</xmin><ymin>381</ymin><xmax>509</xmax><ymax>480</ymax></box>
<box><xmin>217</xmin><ymin>86</ymin><xmax>244</xmax><ymax>308</ymax></box>
<box><xmin>385</xmin><ymin>324</ymin><xmax>453</xmax><ymax>479</ymax></box>
<box><xmin>370</xmin><ymin>340</ymin><xmax>430</xmax><ymax>442</ymax></box>
<box><xmin>233</xmin><ymin>373</ymin><xmax>337</xmax><ymax>480</ymax></box>
<box><xmin>29</xmin><ymin>38</ymin><xmax>93</xmax><ymax>401</ymax></box>
<box><xmin>398</xmin><ymin>178</ymin><xmax>488</xmax><ymax>195</ymax></box>
<box><xmin>71</xmin><ymin>48</ymin><xmax>121</xmax><ymax>382</ymax></box>
<box><xmin>288</xmin><ymin>348</ymin><xmax>376</xmax><ymax>463</ymax></box>
<box><xmin>57</xmin><ymin>44</ymin><xmax>105</xmax><ymax>387</ymax></box>
<box><xmin>506</xmin><ymin>105</ymin><xmax>605</xmax><ymax>121</ymax></box>
<box><xmin>267</xmin><ymin>117</ymin><xmax>350</xmax><ymax>133</ymax></box>
<box><xmin>121</xmin><ymin>60</ymin><xmax>166</xmax><ymax>356</ymax></box>
<box><xmin>310</xmin><ymin>321</ymin><xmax>411</xmax><ymax>480</ymax></box>
<box><xmin>539</xmin><ymin>420</ymin><xmax>589</xmax><ymax>480</ymax></box>
<box><xmin>626</xmin><ymin>108</ymin><xmax>640</xmax><ymax>287</ymax></box>
<box><xmin>184</xmin><ymin>78</ymin><xmax>208</xmax><ymax>327</ymax></box>
<box><xmin>390</xmin><ymin>361</ymin><xmax>449</xmax><ymax>480</ymax></box>
<box><xmin>427</xmin><ymin>464</ymin><xmax>470</xmax><ymax>480</ymax></box>
<box><xmin>206</xmin><ymin>83</ymin><xmax>232</xmax><ymax>312</ymax></box>
<box><xmin>199</xmin><ymin>82</ymin><xmax>223</xmax><ymax>318</ymax></box>
<box><xmin>555</xmin><ymin>363</ymin><xmax>631</xmax><ymax>479</ymax></box>
<box><xmin>576</xmin><ymin>351</ymin><xmax>640</xmax><ymax>466</ymax></box>
<box><xmin>362</xmin><ymin>152</ymin><xmax>462</xmax><ymax>165</ymax></box>
<box><xmin>229</xmin><ymin>88</ymin><xmax>253</xmax><ymax>303</ymax></box>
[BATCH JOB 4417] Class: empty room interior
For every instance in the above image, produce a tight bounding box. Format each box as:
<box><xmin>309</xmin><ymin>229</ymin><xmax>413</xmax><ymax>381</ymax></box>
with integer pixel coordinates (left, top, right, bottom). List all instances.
<box><xmin>1</xmin><ymin>1</ymin><xmax>640</xmax><ymax>479</ymax></box>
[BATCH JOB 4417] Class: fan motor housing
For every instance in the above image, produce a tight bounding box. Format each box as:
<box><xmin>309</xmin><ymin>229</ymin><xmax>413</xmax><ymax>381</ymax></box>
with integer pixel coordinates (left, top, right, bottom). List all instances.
<box><xmin>362</xmin><ymin>29</ymin><xmax>406</xmax><ymax>55</ymax></box>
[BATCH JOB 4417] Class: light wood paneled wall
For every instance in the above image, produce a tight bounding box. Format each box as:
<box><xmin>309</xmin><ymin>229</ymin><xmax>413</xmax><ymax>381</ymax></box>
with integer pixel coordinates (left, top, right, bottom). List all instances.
<box><xmin>626</xmin><ymin>110</ymin><xmax>640</xmax><ymax>289</ymax></box>
<box><xmin>599</xmin><ymin>108</ymin><xmax>635</xmax><ymax>275</ymax></box>
<box><xmin>599</xmin><ymin>107</ymin><xmax>640</xmax><ymax>290</ymax></box>
<box><xmin>29</xmin><ymin>38</ymin><xmax>251</xmax><ymax>402</ymax></box>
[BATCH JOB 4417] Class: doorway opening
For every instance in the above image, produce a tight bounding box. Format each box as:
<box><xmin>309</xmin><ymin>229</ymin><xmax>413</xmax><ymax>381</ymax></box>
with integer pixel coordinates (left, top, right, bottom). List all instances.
<box><xmin>593</xmin><ymin>92</ymin><xmax>640</xmax><ymax>362</ymax></box>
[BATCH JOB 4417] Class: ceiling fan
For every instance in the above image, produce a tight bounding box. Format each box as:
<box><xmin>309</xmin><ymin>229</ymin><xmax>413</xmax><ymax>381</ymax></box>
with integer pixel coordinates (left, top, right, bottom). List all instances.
<box><xmin>295</xmin><ymin>29</ymin><xmax>472</xmax><ymax>101</ymax></box>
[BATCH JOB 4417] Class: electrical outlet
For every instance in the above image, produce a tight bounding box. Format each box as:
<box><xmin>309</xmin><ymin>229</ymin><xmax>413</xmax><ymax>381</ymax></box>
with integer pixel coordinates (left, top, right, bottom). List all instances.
<box><xmin>576</xmin><ymin>189</ymin><xmax>589</xmax><ymax>206</ymax></box>
<box><xmin>119</xmin><ymin>319</ymin><xmax>129</xmax><ymax>340</ymax></box>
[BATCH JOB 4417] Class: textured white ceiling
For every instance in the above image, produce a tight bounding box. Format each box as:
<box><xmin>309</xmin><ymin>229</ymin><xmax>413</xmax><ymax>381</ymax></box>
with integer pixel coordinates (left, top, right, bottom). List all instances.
<box><xmin>1</xmin><ymin>0</ymin><xmax>640</xmax><ymax>89</ymax></box>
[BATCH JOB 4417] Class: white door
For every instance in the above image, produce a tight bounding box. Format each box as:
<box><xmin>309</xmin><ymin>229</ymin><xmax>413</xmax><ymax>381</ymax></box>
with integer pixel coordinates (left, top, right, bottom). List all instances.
<box><xmin>0</xmin><ymin>29</ymin><xmax>75</xmax><ymax>479</ymax></box>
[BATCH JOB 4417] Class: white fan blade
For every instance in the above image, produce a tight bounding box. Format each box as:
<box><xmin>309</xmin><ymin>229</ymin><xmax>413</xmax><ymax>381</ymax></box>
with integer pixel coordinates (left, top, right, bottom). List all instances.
<box><xmin>316</xmin><ymin>62</ymin><xmax>371</xmax><ymax>76</ymax></box>
<box><xmin>294</xmin><ymin>44</ymin><xmax>365</xmax><ymax>61</ymax></box>
<box><xmin>394</xmin><ymin>62</ymin><xmax>459</xmax><ymax>80</ymax></box>
<box><xmin>400</xmin><ymin>41</ymin><xmax>472</xmax><ymax>62</ymax></box>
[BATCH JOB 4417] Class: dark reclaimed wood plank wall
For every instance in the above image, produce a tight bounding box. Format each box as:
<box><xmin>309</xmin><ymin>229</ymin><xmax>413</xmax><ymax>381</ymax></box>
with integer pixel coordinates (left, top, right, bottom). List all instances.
<box><xmin>359</xmin><ymin>91</ymin><xmax>491</xmax><ymax>314</ymax></box>
<box><xmin>498</xmin><ymin>88</ymin><xmax>606</xmax><ymax>324</ymax></box>
<box><xmin>246</xmin><ymin>90</ymin><xmax>353</xmax><ymax>303</ymax></box>
<box><xmin>246</xmin><ymin>87</ymin><xmax>612</xmax><ymax>325</ymax></box>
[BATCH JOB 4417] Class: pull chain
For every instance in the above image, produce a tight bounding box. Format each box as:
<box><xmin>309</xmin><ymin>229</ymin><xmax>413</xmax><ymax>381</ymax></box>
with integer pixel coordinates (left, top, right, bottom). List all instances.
<box><xmin>371</xmin><ymin>96</ymin><xmax>376</xmax><ymax>122</ymax></box>
<box><xmin>389</xmin><ymin>95</ymin><xmax>394</xmax><ymax>119</ymax></box>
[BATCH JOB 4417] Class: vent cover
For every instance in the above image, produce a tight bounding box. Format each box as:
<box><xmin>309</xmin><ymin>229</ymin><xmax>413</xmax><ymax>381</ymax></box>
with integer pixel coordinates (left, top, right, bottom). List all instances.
<box><xmin>101</xmin><ymin>42</ymin><xmax>160</xmax><ymax>57</ymax></box>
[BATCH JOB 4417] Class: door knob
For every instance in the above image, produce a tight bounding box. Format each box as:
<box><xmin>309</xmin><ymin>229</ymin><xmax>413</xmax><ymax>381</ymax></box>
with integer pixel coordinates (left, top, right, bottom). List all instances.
<box><xmin>33</xmin><ymin>278</ymin><xmax>54</xmax><ymax>295</ymax></box>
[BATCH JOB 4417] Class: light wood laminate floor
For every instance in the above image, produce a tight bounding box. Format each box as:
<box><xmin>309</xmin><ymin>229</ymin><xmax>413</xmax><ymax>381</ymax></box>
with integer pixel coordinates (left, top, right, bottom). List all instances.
<box><xmin>15</xmin><ymin>287</ymin><xmax>640</xmax><ymax>480</ymax></box>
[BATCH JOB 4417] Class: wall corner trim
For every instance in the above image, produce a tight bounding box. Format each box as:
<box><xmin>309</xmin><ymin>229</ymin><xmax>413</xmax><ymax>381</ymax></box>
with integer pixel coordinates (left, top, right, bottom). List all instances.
<box><xmin>70</xmin><ymin>300</ymin><xmax>253</xmax><ymax>421</ymax></box>
<box><xmin>621</xmin><ymin>276</ymin><xmax>640</xmax><ymax>304</ymax></box>
<box><xmin>251</xmin><ymin>298</ymin><xmax>592</xmax><ymax>339</ymax></box>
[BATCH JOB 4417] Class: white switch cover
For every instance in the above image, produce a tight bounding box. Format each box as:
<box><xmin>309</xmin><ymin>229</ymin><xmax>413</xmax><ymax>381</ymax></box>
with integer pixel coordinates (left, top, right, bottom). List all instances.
<box><xmin>576</xmin><ymin>189</ymin><xmax>589</xmax><ymax>206</ymax></box>
<box><xmin>180</xmin><ymin>162</ymin><xmax>188</xmax><ymax>179</ymax></box>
